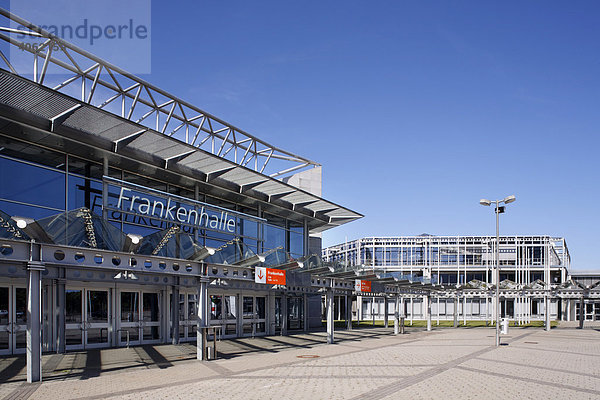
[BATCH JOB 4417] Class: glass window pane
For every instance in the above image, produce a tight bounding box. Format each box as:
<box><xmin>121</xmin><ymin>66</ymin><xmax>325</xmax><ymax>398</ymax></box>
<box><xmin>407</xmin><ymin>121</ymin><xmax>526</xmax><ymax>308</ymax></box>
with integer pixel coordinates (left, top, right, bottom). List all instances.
<box><xmin>0</xmin><ymin>156</ymin><xmax>65</xmax><ymax>209</ymax></box>
<box><xmin>87</xmin><ymin>290</ymin><xmax>108</xmax><ymax>323</ymax></box>
<box><xmin>243</xmin><ymin>297</ymin><xmax>253</xmax><ymax>318</ymax></box>
<box><xmin>66</xmin><ymin>290</ymin><xmax>82</xmax><ymax>323</ymax></box>
<box><xmin>225</xmin><ymin>295</ymin><xmax>237</xmax><ymax>319</ymax></box>
<box><xmin>143</xmin><ymin>293</ymin><xmax>159</xmax><ymax>322</ymax></box>
<box><xmin>256</xmin><ymin>297</ymin><xmax>265</xmax><ymax>319</ymax></box>
<box><xmin>121</xmin><ymin>292</ymin><xmax>139</xmax><ymax>322</ymax></box>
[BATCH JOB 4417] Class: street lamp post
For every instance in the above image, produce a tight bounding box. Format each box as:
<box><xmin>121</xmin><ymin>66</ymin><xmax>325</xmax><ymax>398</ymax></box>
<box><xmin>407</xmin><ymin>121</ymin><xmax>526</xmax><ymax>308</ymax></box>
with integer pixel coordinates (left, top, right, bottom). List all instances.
<box><xmin>480</xmin><ymin>195</ymin><xmax>516</xmax><ymax>347</ymax></box>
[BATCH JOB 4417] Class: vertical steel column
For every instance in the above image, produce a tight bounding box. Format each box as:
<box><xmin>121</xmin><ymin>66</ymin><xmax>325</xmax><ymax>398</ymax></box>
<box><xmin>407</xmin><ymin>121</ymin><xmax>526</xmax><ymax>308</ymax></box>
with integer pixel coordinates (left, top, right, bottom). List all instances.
<box><xmin>197</xmin><ymin>279</ymin><xmax>208</xmax><ymax>360</ymax></box>
<box><xmin>172</xmin><ymin>282</ymin><xmax>180</xmax><ymax>345</ymax></box>
<box><xmin>453</xmin><ymin>294</ymin><xmax>458</xmax><ymax>328</ymax></box>
<box><xmin>326</xmin><ymin>287</ymin><xmax>334</xmax><ymax>344</ymax></box>
<box><xmin>545</xmin><ymin>294</ymin><xmax>551</xmax><ymax>332</ymax></box>
<box><xmin>394</xmin><ymin>295</ymin><xmax>400</xmax><ymax>335</ymax></box>
<box><xmin>579</xmin><ymin>295</ymin><xmax>585</xmax><ymax>329</ymax></box>
<box><xmin>56</xmin><ymin>268</ymin><xmax>66</xmax><ymax>354</ymax></box>
<box><xmin>426</xmin><ymin>294</ymin><xmax>432</xmax><ymax>331</ymax></box>
<box><xmin>384</xmin><ymin>297</ymin><xmax>389</xmax><ymax>328</ymax></box>
<box><xmin>27</xmin><ymin>246</ymin><xmax>44</xmax><ymax>383</ymax></box>
<box><xmin>463</xmin><ymin>295</ymin><xmax>467</xmax><ymax>326</ymax></box>
<box><xmin>346</xmin><ymin>295</ymin><xmax>352</xmax><ymax>331</ymax></box>
<box><xmin>282</xmin><ymin>293</ymin><xmax>288</xmax><ymax>335</ymax></box>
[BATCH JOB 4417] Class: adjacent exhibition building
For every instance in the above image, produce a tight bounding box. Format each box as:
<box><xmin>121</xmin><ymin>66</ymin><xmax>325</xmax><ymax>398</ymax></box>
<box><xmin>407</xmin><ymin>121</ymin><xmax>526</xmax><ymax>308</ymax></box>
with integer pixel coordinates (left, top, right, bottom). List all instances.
<box><xmin>322</xmin><ymin>235</ymin><xmax>599</xmax><ymax>324</ymax></box>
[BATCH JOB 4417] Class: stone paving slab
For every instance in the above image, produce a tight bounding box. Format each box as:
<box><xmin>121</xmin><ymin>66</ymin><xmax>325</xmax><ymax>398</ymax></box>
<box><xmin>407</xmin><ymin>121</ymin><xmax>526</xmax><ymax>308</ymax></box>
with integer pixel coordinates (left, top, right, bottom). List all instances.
<box><xmin>1</xmin><ymin>325</ymin><xmax>599</xmax><ymax>400</ymax></box>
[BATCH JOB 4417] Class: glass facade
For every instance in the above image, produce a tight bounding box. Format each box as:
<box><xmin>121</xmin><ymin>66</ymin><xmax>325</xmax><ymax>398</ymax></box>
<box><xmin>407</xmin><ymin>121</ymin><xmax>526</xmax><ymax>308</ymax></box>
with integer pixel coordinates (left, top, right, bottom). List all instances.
<box><xmin>0</xmin><ymin>135</ymin><xmax>307</xmax><ymax>259</ymax></box>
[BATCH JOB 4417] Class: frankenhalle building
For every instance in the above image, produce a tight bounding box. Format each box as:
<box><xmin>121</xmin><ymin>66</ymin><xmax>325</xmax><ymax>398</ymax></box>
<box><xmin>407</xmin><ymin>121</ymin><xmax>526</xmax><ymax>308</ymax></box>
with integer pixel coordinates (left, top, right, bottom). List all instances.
<box><xmin>0</xmin><ymin>10</ymin><xmax>363</xmax><ymax>380</ymax></box>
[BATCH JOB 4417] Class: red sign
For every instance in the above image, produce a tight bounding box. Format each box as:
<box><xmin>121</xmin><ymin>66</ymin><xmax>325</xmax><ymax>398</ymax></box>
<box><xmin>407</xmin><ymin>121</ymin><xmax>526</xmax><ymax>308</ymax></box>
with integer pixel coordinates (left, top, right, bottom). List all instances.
<box><xmin>355</xmin><ymin>279</ymin><xmax>371</xmax><ymax>292</ymax></box>
<box><xmin>255</xmin><ymin>267</ymin><xmax>286</xmax><ymax>285</ymax></box>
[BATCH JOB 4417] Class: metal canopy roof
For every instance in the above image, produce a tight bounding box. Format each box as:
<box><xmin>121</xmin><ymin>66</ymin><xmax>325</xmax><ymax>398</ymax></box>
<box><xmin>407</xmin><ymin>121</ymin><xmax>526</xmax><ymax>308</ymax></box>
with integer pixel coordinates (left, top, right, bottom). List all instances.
<box><xmin>0</xmin><ymin>69</ymin><xmax>362</xmax><ymax>232</ymax></box>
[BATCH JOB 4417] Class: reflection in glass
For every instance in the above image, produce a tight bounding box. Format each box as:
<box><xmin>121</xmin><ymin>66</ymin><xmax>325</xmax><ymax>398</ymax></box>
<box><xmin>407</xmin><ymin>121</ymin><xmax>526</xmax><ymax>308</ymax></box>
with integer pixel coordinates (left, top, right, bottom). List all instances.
<box><xmin>87</xmin><ymin>291</ymin><xmax>108</xmax><ymax>323</ymax></box>
<box><xmin>66</xmin><ymin>328</ymin><xmax>83</xmax><ymax>346</ymax></box>
<box><xmin>66</xmin><ymin>290</ymin><xmax>82</xmax><ymax>323</ymax></box>
<box><xmin>243</xmin><ymin>297</ymin><xmax>253</xmax><ymax>319</ymax></box>
<box><xmin>188</xmin><ymin>294</ymin><xmax>197</xmax><ymax>319</ymax></box>
<box><xmin>0</xmin><ymin>330</ymin><xmax>8</xmax><ymax>350</ymax></box>
<box><xmin>121</xmin><ymin>292</ymin><xmax>139</xmax><ymax>322</ymax></box>
<box><xmin>0</xmin><ymin>287</ymin><xmax>8</xmax><ymax>325</ymax></box>
<box><xmin>15</xmin><ymin>288</ymin><xmax>27</xmax><ymax>324</ymax></box>
<box><xmin>225</xmin><ymin>295</ymin><xmax>237</xmax><ymax>319</ymax></box>
<box><xmin>287</xmin><ymin>297</ymin><xmax>304</xmax><ymax>330</ymax></box>
<box><xmin>143</xmin><ymin>326</ymin><xmax>160</xmax><ymax>340</ymax></box>
<box><xmin>87</xmin><ymin>327</ymin><xmax>109</xmax><ymax>344</ymax></box>
<box><xmin>143</xmin><ymin>293</ymin><xmax>159</xmax><ymax>322</ymax></box>
<box><xmin>210</xmin><ymin>295</ymin><xmax>222</xmax><ymax>320</ymax></box>
<box><xmin>256</xmin><ymin>297</ymin><xmax>266</xmax><ymax>319</ymax></box>
<box><xmin>121</xmin><ymin>327</ymin><xmax>139</xmax><ymax>342</ymax></box>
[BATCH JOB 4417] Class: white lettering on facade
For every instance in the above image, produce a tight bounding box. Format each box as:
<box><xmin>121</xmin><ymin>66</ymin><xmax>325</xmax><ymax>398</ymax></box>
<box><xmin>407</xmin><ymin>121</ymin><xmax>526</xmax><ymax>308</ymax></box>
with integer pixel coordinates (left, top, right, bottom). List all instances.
<box><xmin>114</xmin><ymin>186</ymin><xmax>236</xmax><ymax>233</ymax></box>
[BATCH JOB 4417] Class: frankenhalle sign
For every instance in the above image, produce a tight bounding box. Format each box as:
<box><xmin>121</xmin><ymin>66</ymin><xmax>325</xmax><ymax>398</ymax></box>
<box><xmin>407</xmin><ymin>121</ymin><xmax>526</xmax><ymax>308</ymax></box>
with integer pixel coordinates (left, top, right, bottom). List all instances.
<box><xmin>355</xmin><ymin>279</ymin><xmax>371</xmax><ymax>292</ymax></box>
<box><xmin>255</xmin><ymin>267</ymin><xmax>286</xmax><ymax>285</ymax></box>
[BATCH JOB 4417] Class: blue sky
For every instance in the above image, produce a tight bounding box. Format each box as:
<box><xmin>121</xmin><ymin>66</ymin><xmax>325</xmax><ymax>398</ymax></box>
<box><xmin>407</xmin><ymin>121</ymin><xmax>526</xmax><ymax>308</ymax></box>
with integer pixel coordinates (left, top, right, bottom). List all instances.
<box><xmin>5</xmin><ymin>1</ymin><xmax>600</xmax><ymax>270</ymax></box>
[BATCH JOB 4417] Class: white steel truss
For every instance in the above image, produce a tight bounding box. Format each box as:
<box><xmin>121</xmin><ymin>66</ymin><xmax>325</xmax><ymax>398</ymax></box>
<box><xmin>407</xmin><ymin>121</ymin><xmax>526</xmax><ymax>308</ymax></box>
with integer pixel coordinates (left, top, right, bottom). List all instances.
<box><xmin>0</xmin><ymin>9</ymin><xmax>319</xmax><ymax>178</ymax></box>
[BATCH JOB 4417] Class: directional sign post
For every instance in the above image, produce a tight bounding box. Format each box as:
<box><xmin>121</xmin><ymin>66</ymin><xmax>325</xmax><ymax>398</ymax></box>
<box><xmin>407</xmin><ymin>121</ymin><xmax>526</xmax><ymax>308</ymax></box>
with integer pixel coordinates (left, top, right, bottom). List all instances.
<box><xmin>255</xmin><ymin>267</ymin><xmax>286</xmax><ymax>285</ymax></box>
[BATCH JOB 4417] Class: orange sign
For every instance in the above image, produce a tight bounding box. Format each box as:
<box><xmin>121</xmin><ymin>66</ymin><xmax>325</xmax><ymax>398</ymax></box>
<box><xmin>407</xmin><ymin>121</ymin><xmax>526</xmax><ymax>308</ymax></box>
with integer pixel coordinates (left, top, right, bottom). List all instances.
<box><xmin>355</xmin><ymin>279</ymin><xmax>371</xmax><ymax>292</ymax></box>
<box><xmin>255</xmin><ymin>267</ymin><xmax>286</xmax><ymax>285</ymax></box>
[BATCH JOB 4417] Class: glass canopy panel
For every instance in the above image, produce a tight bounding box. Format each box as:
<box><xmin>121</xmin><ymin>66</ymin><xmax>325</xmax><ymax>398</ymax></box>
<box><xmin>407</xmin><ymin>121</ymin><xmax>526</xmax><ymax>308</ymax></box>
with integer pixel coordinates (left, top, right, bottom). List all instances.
<box><xmin>33</xmin><ymin>207</ymin><xmax>129</xmax><ymax>251</ymax></box>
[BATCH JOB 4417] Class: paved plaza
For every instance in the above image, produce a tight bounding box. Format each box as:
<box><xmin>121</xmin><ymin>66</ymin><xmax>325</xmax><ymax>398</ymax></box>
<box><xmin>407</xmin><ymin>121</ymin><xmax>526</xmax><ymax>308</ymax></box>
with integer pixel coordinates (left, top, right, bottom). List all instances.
<box><xmin>1</xmin><ymin>324</ymin><xmax>599</xmax><ymax>399</ymax></box>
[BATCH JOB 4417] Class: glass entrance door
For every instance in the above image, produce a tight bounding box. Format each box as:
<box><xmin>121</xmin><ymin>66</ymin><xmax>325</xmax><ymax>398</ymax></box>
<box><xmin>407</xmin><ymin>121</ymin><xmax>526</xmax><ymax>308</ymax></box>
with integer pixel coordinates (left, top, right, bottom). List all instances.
<box><xmin>66</xmin><ymin>288</ymin><xmax>110</xmax><ymax>350</ymax></box>
<box><xmin>0</xmin><ymin>286</ymin><xmax>28</xmax><ymax>355</ymax></box>
<box><xmin>241</xmin><ymin>296</ymin><xmax>267</xmax><ymax>337</ymax></box>
<box><xmin>119</xmin><ymin>290</ymin><xmax>161</xmax><ymax>346</ymax></box>
<box><xmin>210</xmin><ymin>294</ymin><xmax>238</xmax><ymax>338</ymax></box>
<box><xmin>287</xmin><ymin>296</ymin><xmax>304</xmax><ymax>331</ymax></box>
<box><xmin>0</xmin><ymin>287</ymin><xmax>9</xmax><ymax>355</ymax></box>
<box><xmin>177</xmin><ymin>292</ymin><xmax>197</xmax><ymax>342</ymax></box>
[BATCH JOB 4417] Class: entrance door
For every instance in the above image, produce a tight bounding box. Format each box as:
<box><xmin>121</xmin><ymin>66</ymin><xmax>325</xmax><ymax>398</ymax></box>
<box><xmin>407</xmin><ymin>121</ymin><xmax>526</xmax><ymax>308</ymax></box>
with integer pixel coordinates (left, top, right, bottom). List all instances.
<box><xmin>65</xmin><ymin>288</ymin><xmax>111</xmax><ymax>350</ymax></box>
<box><xmin>287</xmin><ymin>296</ymin><xmax>304</xmax><ymax>331</ymax></box>
<box><xmin>210</xmin><ymin>294</ymin><xmax>238</xmax><ymax>338</ymax></box>
<box><xmin>274</xmin><ymin>297</ymin><xmax>283</xmax><ymax>334</ymax></box>
<box><xmin>119</xmin><ymin>290</ymin><xmax>161</xmax><ymax>346</ymax></box>
<box><xmin>0</xmin><ymin>286</ymin><xmax>27</xmax><ymax>355</ymax></box>
<box><xmin>178</xmin><ymin>292</ymin><xmax>198</xmax><ymax>342</ymax></box>
<box><xmin>241</xmin><ymin>296</ymin><xmax>267</xmax><ymax>337</ymax></box>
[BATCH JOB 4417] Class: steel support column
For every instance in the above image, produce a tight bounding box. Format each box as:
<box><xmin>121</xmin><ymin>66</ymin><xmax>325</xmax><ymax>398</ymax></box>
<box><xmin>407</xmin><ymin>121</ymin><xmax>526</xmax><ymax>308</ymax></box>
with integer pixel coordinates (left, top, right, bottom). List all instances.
<box><xmin>55</xmin><ymin>270</ymin><xmax>66</xmax><ymax>354</ymax></box>
<box><xmin>172</xmin><ymin>283</ymin><xmax>180</xmax><ymax>345</ymax></box>
<box><xmin>346</xmin><ymin>295</ymin><xmax>352</xmax><ymax>330</ymax></box>
<box><xmin>326</xmin><ymin>287</ymin><xmax>334</xmax><ymax>344</ymax></box>
<box><xmin>426</xmin><ymin>294</ymin><xmax>432</xmax><ymax>332</ymax></box>
<box><xmin>545</xmin><ymin>293</ymin><xmax>551</xmax><ymax>332</ymax></box>
<box><xmin>394</xmin><ymin>295</ymin><xmax>400</xmax><ymax>335</ymax></box>
<box><xmin>384</xmin><ymin>297</ymin><xmax>389</xmax><ymax>328</ymax></box>
<box><xmin>197</xmin><ymin>280</ymin><xmax>208</xmax><ymax>360</ymax></box>
<box><xmin>27</xmin><ymin>258</ymin><xmax>44</xmax><ymax>383</ymax></box>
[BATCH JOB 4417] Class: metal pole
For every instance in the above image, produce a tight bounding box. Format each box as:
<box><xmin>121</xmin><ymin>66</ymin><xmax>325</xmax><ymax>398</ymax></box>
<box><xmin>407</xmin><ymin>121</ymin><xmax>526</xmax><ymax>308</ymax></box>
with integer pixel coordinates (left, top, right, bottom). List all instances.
<box><xmin>495</xmin><ymin>200</ymin><xmax>500</xmax><ymax>347</ymax></box>
<box><xmin>394</xmin><ymin>295</ymin><xmax>400</xmax><ymax>335</ymax></box>
<box><xmin>326</xmin><ymin>287</ymin><xmax>334</xmax><ymax>344</ymax></box>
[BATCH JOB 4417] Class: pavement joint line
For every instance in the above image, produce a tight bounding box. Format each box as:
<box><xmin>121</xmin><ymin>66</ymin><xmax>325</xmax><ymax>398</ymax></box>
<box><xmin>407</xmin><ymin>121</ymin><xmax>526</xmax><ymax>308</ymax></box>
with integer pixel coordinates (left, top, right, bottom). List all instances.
<box><xmin>67</xmin><ymin>331</ymin><xmax>440</xmax><ymax>400</ymax></box>
<box><xmin>456</xmin><ymin>365</ymin><xmax>600</xmax><ymax>396</ymax></box>
<box><xmin>506</xmin><ymin>345</ymin><xmax>600</xmax><ymax>358</ymax></box>
<box><xmin>473</xmin><ymin>356</ymin><xmax>600</xmax><ymax>379</ymax></box>
<box><xmin>2</xmin><ymin>382</ymin><xmax>40</xmax><ymax>400</ymax></box>
<box><xmin>347</xmin><ymin>331</ymin><xmax>536</xmax><ymax>400</ymax></box>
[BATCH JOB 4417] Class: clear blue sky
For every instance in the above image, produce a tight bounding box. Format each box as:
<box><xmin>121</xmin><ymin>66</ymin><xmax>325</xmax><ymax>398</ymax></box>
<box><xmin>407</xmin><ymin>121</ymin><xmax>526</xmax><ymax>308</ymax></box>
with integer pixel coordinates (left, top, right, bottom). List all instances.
<box><xmin>7</xmin><ymin>1</ymin><xmax>600</xmax><ymax>270</ymax></box>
